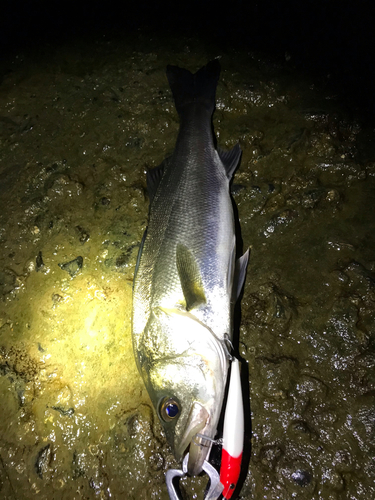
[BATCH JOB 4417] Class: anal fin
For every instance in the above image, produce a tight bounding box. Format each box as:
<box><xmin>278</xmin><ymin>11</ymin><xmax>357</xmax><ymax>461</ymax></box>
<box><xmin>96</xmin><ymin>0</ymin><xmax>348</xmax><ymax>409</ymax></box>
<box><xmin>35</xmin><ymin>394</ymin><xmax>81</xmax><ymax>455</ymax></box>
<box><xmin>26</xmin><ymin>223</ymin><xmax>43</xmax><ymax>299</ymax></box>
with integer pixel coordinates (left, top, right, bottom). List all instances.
<box><xmin>233</xmin><ymin>248</ymin><xmax>250</xmax><ymax>301</ymax></box>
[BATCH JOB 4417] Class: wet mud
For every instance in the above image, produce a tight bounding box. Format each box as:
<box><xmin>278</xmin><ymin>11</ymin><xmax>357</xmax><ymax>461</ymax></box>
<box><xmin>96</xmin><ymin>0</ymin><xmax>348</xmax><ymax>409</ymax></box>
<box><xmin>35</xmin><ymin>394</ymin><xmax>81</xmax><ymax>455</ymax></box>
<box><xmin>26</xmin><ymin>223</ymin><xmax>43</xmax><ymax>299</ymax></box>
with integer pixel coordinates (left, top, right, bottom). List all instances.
<box><xmin>0</xmin><ymin>32</ymin><xmax>374</xmax><ymax>499</ymax></box>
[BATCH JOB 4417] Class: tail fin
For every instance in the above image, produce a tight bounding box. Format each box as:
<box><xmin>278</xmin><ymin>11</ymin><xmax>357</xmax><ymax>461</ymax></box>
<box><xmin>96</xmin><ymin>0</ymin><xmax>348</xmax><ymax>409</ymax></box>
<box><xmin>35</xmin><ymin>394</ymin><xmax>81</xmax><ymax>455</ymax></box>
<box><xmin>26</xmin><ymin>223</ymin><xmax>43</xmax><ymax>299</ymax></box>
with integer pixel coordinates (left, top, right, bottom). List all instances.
<box><xmin>166</xmin><ymin>59</ymin><xmax>221</xmax><ymax>116</ymax></box>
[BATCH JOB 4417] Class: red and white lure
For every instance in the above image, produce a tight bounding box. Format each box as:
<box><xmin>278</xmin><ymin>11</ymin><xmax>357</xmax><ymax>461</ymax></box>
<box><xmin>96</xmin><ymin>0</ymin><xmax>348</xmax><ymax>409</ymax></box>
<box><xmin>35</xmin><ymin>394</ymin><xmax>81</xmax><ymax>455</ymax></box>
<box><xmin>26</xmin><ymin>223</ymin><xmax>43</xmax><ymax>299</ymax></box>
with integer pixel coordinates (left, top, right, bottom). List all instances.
<box><xmin>219</xmin><ymin>357</ymin><xmax>244</xmax><ymax>499</ymax></box>
<box><xmin>165</xmin><ymin>357</ymin><xmax>244</xmax><ymax>500</ymax></box>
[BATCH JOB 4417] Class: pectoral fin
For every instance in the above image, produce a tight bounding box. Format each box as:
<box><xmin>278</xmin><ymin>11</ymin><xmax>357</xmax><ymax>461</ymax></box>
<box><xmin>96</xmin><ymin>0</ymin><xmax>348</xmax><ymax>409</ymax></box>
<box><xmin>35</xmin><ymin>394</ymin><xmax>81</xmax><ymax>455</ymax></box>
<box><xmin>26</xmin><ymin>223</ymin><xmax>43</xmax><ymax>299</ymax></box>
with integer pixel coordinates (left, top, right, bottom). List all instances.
<box><xmin>176</xmin><ymin>244</ymin><xmax>206</xmax><ymax>311</ymax></box>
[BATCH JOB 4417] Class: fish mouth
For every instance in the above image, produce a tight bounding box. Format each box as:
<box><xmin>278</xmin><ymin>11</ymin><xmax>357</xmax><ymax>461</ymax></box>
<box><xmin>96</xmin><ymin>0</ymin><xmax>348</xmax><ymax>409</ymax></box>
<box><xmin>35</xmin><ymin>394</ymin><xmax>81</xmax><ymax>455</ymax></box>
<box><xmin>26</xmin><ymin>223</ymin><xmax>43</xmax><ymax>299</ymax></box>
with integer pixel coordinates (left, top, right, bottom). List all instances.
<box><xmin>175</xmin><ymin>402</ymin><xmax>212</xmax><ymax>476</ymax></box>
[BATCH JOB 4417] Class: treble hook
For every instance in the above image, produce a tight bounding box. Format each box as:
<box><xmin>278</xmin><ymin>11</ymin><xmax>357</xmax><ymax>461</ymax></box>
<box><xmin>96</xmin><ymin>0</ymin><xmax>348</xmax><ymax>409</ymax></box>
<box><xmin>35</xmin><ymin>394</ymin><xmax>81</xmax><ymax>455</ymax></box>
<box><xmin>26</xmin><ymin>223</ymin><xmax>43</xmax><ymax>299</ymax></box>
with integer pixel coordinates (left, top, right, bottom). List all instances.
<box><xmin>166</xmin><ymin>452</ymin><xmax>224</xmax><ymax>500</ymax></box>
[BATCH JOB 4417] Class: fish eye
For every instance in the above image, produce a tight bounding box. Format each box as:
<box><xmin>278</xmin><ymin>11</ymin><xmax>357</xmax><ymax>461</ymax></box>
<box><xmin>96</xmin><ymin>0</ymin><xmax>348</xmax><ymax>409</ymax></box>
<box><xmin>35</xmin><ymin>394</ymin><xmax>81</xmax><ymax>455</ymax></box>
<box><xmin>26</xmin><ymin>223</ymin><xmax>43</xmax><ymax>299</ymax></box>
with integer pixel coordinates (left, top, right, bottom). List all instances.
<box><xmin>160</xmin><ymin>397</ymin><xmax>180</xmax><ymax>422</ymax></box>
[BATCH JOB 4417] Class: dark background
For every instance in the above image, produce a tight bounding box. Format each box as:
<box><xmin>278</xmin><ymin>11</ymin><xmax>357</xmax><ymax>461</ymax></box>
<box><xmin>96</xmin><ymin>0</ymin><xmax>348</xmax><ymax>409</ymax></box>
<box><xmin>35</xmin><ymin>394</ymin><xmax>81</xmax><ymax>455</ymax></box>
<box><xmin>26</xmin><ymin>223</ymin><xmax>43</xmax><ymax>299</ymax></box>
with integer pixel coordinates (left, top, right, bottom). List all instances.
<box><xmin>1</xmin><ymin>0</ymin><xmax>375</xmax><ymax>118</ymax></box>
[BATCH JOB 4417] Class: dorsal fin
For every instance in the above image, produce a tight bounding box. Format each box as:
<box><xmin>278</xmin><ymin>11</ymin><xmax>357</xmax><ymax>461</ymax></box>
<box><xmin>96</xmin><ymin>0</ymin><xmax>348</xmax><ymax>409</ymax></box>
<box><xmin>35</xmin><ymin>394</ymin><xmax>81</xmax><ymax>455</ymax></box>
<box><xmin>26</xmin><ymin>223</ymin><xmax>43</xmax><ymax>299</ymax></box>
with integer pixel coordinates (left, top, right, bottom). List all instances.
<box><xmin>218</xmin><ymin>144</ymin><xmax>242</xmax><ymax>179</ymax></box>
<box><xmin>176</xmin><ymin>244</ymin><xmax>206</xmax><ymax>311</ymax></box>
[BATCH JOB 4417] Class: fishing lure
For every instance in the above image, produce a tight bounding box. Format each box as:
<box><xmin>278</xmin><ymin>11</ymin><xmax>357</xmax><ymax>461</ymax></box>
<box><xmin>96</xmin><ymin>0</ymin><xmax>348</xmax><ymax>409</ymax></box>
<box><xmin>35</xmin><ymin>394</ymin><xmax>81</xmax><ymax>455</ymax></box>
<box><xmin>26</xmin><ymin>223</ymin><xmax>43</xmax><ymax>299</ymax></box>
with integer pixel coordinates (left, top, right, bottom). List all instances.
<box><xmin>219</xmin><ymin>357</ymin><xmax>244</xmax><ymax>499</ymax></box>
<box><xmin>166</xmin><ymin>357</ymin><xmax>244</xmax><ymax>500</ymax></box>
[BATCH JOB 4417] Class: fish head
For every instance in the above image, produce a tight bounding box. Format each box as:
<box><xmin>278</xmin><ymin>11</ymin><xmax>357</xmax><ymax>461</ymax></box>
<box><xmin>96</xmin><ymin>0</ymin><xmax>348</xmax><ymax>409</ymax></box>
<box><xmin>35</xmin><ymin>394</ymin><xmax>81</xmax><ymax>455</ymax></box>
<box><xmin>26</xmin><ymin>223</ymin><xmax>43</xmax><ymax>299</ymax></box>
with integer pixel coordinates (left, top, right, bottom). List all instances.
<box><xmin>140</xmin><ymin>306</ymin><xmax>229</xmax><ymax>475</ymax></box>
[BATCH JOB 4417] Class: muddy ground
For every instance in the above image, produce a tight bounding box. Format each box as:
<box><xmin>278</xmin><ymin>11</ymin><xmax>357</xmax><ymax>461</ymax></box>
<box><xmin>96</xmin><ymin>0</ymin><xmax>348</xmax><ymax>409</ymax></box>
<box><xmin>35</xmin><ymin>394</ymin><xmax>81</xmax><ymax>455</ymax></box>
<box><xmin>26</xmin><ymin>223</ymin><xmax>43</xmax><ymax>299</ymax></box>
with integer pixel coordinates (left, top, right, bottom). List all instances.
<box><xmin>0</xmin><ymin>29</ymin><xmax>374</xmax><ymax>500</ymax></box>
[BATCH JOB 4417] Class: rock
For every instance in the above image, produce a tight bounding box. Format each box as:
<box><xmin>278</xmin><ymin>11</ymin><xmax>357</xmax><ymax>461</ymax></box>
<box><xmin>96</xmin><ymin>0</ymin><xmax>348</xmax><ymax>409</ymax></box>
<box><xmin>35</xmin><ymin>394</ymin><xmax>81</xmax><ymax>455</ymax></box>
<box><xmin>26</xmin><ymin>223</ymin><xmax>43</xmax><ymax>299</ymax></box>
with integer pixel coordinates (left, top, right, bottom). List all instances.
<box><xmin>50</xmin><ymin>406</ymin><xmax>75</xmax><ymax>417</ymax></box>
<box><xmin>262</xmin><ymin>209</ymin><xmax>299</xmax><ymax>238</ymax></box>
<box><xmin>35</xmin><ymin>444</ymin><xmax>52</xmax><ymax>479</ymax></box>
<box><xmin>291</xmin><ymin>469</ymin><xmax>312</xmax><ymax>487</ymax></box>
<box><xmin>277</xmin><ymin>457</ymin><xmax>315</xmax><ymax>493</ymax></box>
<box><xmin>36</xmin><ymin>251</ymin><xmax>44</xmax><ymax>272</ymax></box>
<box><xmin>75</xmin><ymin>225</ymin><xmax>90</xmax><ymax>243</ymax></box>
<box><xmin>58</xmin><ymin>256</ymin><xmax>83</xmax><ymax>277</ymax></box>
<box><xmin>52</xmin><ymin>293</ymin><xmax>63</xmax><ymax>304</ymax></box>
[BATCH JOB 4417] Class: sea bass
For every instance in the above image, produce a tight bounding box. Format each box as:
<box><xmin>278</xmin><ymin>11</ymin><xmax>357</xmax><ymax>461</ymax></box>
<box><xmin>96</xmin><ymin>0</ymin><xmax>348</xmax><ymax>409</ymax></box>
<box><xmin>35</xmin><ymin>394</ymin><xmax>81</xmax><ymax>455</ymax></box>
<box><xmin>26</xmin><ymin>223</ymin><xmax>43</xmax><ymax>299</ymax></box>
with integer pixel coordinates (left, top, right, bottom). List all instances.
<box><xmin>132</xmin><ymin>60</ymin><xmax>247</xmax><ymax>476</ymax></box>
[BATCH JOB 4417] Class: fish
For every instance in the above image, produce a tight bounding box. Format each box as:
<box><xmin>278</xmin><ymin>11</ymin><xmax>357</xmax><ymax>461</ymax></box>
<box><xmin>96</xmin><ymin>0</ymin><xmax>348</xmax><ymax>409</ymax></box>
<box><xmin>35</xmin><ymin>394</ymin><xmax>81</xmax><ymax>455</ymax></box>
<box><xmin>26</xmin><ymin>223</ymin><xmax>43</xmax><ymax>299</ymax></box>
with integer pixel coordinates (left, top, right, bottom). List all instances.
<box><xmin>132</xmin><ymin>60</ymin><xmax>248</xmax><ymax>476</ymax></box>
